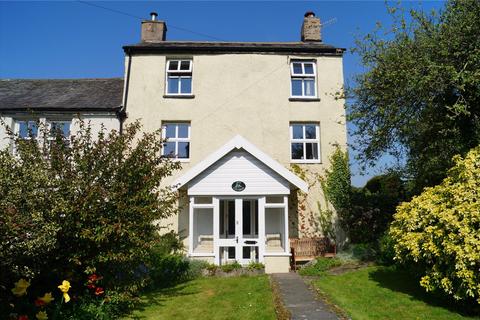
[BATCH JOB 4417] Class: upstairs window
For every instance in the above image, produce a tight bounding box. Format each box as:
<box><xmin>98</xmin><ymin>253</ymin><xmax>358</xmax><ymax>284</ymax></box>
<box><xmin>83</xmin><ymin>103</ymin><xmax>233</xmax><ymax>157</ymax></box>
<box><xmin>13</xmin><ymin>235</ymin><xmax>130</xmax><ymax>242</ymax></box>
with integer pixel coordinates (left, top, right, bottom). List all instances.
<box><xmin>49</xmin><ymin>120</ymin><xmax>71</xmax><ymax>138</ymax></box>
<box><xmin>16</xmin><ymin>120</ymin><xmax>39</xmax><ymax>140</ymax></box>
<box><xmin>290</xmin><ymin>61</ymin><xmax>317</xmax><ymax>98</ymax></box>
<box><xmin>48</xmin><ymin>120</ymin><xmax>71</xmax><ymax>146</ymax></box>
<box><xmin>290</xmin><ymin>123</ymin><xmax>320</xmax><ymax>163</ymax></box>
<box><xmin>13</xmin><ymin>118</ymin><xmax>71</xmax><ymax>154</ymax></box>
<box><xmin>162</xmin><ymin>122</ymin><xmax>190</xmax><ymax>160</ymax></box>
<box><xmin>166</xmin><ymin>60</ymin><xmax>193</xmax><ymax>95</ymax></box>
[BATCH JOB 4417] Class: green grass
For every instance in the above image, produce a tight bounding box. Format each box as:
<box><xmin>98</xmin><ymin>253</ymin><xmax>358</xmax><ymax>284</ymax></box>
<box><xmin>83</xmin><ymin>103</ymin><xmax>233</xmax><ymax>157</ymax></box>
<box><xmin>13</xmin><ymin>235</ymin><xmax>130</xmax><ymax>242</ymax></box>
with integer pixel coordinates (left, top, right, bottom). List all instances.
<box><xmin>298</xmin><ymin>257</ymin><xmax>342</xmax><ymax>276</ymax></box>
<box><xmin>314</xmin><ymin>266</ymin><xmax>479</xmax><ymax>320</ymax></box>
<box><xmin>124</xmin><ymin>276</ymin><xmax>276</xmax><ymax>320</ymax></box>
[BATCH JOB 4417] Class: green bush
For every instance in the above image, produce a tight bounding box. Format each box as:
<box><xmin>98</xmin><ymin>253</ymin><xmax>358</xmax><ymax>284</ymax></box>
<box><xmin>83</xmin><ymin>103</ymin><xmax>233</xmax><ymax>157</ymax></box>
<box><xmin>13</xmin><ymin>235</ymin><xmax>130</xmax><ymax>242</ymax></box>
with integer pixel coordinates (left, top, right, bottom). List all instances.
<box><xmin>345</xmin><ymin>173</ymin><xmax>406</xmax><ymax>243</ymax></box>
<box><xmin>220</xmin><ymin>262</ymin><xmax>242</xmax><ymax>273</ymax></box>
<box><xmin>0</xmin><ymin>120</ymin><xmax>181</xmax><ymax>318</ymax></box>
<box><xmin>390</xmin><ymin>146</ymin><xmax>480</xmax><ymax>303</ymax></box>
<box><xmin>377</xmin><ymin>233</ymin><xmax>396</xmax><ymax>266</ymax></box>
<box><xmin>298</xmin><ymin>258</ymin><xmax>342</xmax><ymax>276</ymax></box>
<box><xmin>186</xmin><ymin>259</ymin><xmax>210</xmax><ymax>279</ymax></box>
<box><xmin>148</xmin><ymin>254</ymin><xmax>190</xmax><ymax>288</ymax></box>
<box><xmin>246</xmin><ymin>261</ymin><xmax>265</xmax><ymax>271</ymax></box>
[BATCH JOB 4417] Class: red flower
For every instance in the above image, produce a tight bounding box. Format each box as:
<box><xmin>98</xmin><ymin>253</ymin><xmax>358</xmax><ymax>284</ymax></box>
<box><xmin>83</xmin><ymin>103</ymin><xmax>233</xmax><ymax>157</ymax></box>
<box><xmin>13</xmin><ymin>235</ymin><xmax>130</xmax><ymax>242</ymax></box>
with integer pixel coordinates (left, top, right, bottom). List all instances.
<box><xmin>94</xmin><ymin>287</ymin><xmax>104</xmax><ymax>296</ymax></box>
<box><xmin>34</xmin><ymin>299</ymin><xmax>46</xmax><ymax>307</ymax></box>
<box><xmin>87</xmin><ymin>283</ymin><xmax>96</xmax><ymax>289</ymax></box>
<box><xmin>88</xmin><ymin>274</ymin><xmax>103</xmax><ymax>282</ymax></box>
<box><xmin>18</xmin><ymin>316</ymin><xmax>29</xmax><ymax>320</ymax></box>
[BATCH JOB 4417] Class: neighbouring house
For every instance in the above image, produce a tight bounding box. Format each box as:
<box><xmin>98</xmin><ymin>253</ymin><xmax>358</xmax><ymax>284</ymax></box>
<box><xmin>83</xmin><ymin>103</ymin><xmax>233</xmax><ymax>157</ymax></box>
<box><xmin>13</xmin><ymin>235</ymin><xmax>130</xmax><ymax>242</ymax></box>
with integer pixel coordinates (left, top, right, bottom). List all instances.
<box><xmin>0</xmin><ymin>78</ymin><xmax>124</xmax><ymax>151</ymax></box>
<box><xmin>0</xmin><ymin>11</ymin><xmax>346</xmax><ymax>273</ymax></box>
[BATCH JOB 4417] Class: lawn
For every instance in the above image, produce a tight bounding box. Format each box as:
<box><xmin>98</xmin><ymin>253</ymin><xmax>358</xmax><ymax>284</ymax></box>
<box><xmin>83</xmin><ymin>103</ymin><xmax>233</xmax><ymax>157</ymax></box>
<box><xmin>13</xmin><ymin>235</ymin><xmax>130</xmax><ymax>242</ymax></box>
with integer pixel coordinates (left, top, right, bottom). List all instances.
<box><xmin>124</xmin><ymin>275</ymin><xmax>276</xmax><ymax>320</ymax></box>
<box><xmin>313</xmin><ymin>266</ymin><xmax>479</xmax><ymax>320</ymax></box>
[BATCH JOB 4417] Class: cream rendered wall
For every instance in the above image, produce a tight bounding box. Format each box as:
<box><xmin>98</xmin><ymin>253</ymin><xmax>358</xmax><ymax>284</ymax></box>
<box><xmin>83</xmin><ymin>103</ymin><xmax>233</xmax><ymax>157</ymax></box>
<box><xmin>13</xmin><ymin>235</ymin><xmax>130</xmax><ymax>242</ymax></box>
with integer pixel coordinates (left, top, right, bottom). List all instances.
<box><xmin>124</xmin><ymin>52</ymin><xmax>347</xmax><ymax>243</ymax></box>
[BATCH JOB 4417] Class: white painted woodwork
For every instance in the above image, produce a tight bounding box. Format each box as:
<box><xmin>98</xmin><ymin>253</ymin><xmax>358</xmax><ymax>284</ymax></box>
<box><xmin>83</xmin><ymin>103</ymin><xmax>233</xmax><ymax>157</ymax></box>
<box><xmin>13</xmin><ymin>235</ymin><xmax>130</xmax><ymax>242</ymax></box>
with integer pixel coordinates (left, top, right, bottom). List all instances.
<box><xmin>188</xmin><ymin>149</ymin><xmax>290</xmax><ymax>195</ymax></box>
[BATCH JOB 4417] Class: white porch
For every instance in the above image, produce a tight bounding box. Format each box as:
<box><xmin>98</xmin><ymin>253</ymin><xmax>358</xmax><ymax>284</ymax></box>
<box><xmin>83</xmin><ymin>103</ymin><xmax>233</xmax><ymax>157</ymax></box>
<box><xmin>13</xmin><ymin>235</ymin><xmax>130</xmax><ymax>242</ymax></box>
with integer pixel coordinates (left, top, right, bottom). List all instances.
<box><xmin>173</xmin><ymin>135</ymin><xmax>308</xmax><ymax>273</ymax></box>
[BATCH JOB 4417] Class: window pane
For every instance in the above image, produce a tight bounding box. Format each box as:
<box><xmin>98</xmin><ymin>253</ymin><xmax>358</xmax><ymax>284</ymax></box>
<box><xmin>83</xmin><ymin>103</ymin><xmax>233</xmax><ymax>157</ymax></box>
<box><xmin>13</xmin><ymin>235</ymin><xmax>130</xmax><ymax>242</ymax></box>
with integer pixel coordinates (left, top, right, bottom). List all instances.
<box><xmin>291</xmin><ymin>79</ymin><xmax>302</xmax><ymax>96</ymax></box>
<box><xmin>18</xmin><ymin>121</ymin><xmax>29</xmax><ymax>138</ymax></box>
<box><xmin>180</xmin><ymin>77</ymin><xmax>192</xmax><ymax>94</ymax></box>
<box><xmin>167</xmin><ymin>77</ymin><xmax>179</xmax><ymax>94</ymax></box>
<box><xmin>292</xmin><ymin>124</ymin><xmax>303</xmax><ymax>139</ymax></box>
<box><xmin>305</xmin><ymin>124</ymin><xmax>316</xmax><ymax>139</ymax></box>
<box><xmin>163</xmin><ymin>142</ymin><xmax>176</xmax><ymax>157</ymax></box>
<box><xmin>304</xmin><ymin>63</ymin><xmax>314</xmax><ymax>74</ymax></box>
<box><xmin>19</xmin><ymin>121</ymin><xmax>38</xmax><ymax>138</ymax></box>
<box><xmin>178</xmin><ymin>142</ymin><xmax>190</xmax><ymax>158</ymax></box>
<box><xmin>50</xmin><ymin>122</ymin><xmax>71</xmax><ymax>138</ymax></box>
<box><xmin>164</xmin><ymin>124</ymin><xmax>176</xmax><ymax>138</ymax></box>
<box><xmin>292</xmin><ymin>63</ymin><xmax>302</xmax><ymax>75</ymax></box>
<box><xmin>306</xmin><ymin>143</ymin><xmax>319</xmax><ymax>160</ymax></box>
<box><xmin>291</xmin><ymin>143</ymin><xmax>304</xmax><ymax>159</ymax></box>
<box><xmin>30</xmin><ymin>122</ymin><xmax>38</xmax><ymax>137</ymax></box>
<box><xmin>304</xmin><ymin>79</ymin><xmax>315</xmax><ymax>96</ymax></box>
<box><xmin>168</xmin><ymin>60</ymin><xmax>178</xmax><ymax>70</ymax></box>
<box><xmin>180</xmin><ymin>60</ymin><xmax>191</xmax><ymax>70</ymax></box>
<box><xmin>177</xmin><ymin>124</ymin><xmax>189</xmax><ymax>138</ymax></box>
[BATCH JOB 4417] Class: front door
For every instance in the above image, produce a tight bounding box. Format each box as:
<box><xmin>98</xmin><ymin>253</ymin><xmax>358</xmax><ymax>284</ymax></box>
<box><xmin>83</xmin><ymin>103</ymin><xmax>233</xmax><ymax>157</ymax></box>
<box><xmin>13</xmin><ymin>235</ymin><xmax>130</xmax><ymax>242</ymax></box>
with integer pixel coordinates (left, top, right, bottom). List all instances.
<box><xmin>218</xmin><ymin>198</ymin><xmax>260</xmax><ymax>265</ymax></box>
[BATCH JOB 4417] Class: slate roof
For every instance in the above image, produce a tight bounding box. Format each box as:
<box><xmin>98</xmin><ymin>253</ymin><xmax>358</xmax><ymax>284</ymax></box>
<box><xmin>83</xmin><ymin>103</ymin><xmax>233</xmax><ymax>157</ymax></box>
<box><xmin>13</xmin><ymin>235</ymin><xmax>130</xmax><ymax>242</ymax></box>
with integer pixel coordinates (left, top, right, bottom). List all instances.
<box><xmin>123</xmin><ymin>41</ymin><xmax>345</xmax><ymax>56</ymax></box>
<box><xmin>0</xmin><ymin>78</ymin><xmax>124</xmax><ymax>112</ymax></box>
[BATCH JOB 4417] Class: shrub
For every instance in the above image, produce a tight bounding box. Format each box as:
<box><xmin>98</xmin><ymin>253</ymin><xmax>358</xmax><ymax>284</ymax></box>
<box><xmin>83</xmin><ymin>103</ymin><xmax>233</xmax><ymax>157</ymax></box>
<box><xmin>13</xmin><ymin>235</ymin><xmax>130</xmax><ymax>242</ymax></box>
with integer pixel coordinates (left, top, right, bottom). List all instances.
<box><xmin>246</xmin><ymin>261</ymin><xmax>265</xmax><ymax>271</ymax></box>
<box><xmin>298</xmin><ymin>258</ymin><xmax>342</xmax><ymax>276</ymax></box>
<box><xmin>0</xmin><ymin>120</ymin><xmax>181</xmax><ymax>317</ymax></box>
<box><xmin>322</xmin><ymin>147</ymin><xmax>351</xmax><ymax>219</ymax></box>
<box><xmin>220</xmin><ymin>262</ymin><xmax>242</xmax><ymax>273</ymax></box>
<box><xmin>186</xmin><ymin>259</ymin><xmax>210</xmax><ymax>279</ymax></box>
<box><xmin>346</xmin><ymin>173</ymin><xmax>406</xmax><ymax>243</ymax></box>
<box><xmin>390</xmin><ymin>146</ymin><xmax>480</xmax><ymax>303</ymax></box>
<box><xmin>377</xmin><ymin>233</ymin><xmax>396</xmax><ymax>266</ymax></box>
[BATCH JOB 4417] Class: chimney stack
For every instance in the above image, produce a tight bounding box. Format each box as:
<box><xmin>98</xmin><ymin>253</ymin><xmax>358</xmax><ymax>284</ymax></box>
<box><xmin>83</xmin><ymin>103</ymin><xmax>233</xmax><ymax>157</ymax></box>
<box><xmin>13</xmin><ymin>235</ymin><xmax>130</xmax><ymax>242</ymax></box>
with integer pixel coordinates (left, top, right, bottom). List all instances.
<box><xmin>301</xmin><ymin>11</ymin><xmax>321</xmax><ymax>42</ymax></box>
<box><xmin>141</xmin><ymin>12</ymin><xmax>167</xmax><ymax>42</ymax></box>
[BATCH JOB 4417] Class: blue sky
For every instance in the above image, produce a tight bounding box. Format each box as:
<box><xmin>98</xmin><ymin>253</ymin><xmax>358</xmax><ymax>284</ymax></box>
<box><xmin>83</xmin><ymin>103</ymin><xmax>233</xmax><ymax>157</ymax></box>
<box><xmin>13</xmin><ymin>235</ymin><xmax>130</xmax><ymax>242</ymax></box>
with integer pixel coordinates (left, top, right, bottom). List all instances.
<box><xmin>0</xmin><ymin>1</ymin><xmax>445</xmax><ymax>186</ymax></box>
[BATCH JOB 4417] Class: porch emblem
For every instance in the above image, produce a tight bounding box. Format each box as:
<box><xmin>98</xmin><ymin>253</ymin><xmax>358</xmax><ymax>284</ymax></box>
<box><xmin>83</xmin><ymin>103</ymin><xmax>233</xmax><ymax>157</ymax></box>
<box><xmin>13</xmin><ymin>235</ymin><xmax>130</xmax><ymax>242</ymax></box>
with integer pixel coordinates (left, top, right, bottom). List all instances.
<box><xmin>231</xmin><ymin>181</ymin><xmax>246</xmax><ymax>192</ymax></box>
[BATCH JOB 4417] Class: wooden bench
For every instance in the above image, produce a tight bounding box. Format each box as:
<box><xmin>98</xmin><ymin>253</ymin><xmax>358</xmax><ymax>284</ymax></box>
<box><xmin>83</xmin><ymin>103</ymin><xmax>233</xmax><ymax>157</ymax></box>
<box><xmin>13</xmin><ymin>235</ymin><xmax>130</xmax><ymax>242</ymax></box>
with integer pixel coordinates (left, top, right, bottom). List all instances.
<box><xmin>289</xmin><ymin>237</ymin><xmax>336</xmax><ymax>270</ymax></box>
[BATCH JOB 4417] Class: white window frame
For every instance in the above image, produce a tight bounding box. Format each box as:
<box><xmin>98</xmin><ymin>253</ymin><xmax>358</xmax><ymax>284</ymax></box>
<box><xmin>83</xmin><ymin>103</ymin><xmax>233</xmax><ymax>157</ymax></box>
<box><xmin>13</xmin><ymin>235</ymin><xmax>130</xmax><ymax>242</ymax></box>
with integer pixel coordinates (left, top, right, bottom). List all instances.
<box><xmin>161</xmin><ymin>122</ymin><xmax>191</xmax><ymax>162</ymax></box>
<box><xmin>165</xmin><ymin>59</ymin><xmax>193</xmax><ymax>96</ymax></box>
<box><xmin>290</xmin><ymin>60</ymin><xmax>317</xmax><ymax>98</ymax></box>
<box><xmin>12</xmin><ymin>117</ymin><xmax>71</xmax><ymax>154</ymax></box>
<box><xmin>46</xmin><ymin>119</ymin><xmax>72</xmax><ymax>145</ymax></box>
<box><xmin>289</xmin><ymin>123</ymin><xmax>321</xmax><ymax>163</ymax></box>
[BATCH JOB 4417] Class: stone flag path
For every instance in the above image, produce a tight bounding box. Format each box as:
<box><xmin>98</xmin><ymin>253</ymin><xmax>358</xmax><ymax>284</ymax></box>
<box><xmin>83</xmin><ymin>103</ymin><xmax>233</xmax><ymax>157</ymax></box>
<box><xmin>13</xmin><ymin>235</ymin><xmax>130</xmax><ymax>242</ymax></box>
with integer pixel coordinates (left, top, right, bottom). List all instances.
<box><xmin>271</xmin><ymin>272</ymin><xmax>340</xmax><ymax>320</ymax></box>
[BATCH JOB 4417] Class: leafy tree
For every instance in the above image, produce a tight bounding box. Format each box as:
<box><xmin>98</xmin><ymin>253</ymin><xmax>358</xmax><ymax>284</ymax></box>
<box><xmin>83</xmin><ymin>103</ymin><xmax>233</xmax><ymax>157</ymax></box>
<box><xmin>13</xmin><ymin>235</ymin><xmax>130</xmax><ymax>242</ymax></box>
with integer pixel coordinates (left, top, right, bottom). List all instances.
<box><xmin>390</xmin><ymin>146</ymin><xmax>480</xmax><ymax>303</ymax></box>
<box><xmin>0</xmin><ymin>120</ymin><xmax>180</xmax><ymax>311</ymax></box>
<box><xmin>349</xmin><ymin>0</ymin><xmax>480</xmax><ymax>193</ymax></box>
<box><xmin>347</xmin><ymin>173</ymin><xmax>406</xmax><ymax>243</ymax></box>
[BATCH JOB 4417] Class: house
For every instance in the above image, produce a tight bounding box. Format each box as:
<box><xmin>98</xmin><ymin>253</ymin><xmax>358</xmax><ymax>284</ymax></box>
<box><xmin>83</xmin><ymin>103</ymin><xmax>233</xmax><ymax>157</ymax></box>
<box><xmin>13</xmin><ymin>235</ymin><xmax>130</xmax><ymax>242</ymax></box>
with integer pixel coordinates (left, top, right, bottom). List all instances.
<box><xmin>0</xmin><ymin>78</ymin><xmax>124</xmax><ymax>150</ymax></box>
<box><xmin>0</xmin><ymin>11</ymin><xmax>346</xmax><ymax>274</ymax></box>
<box><xmin>122</xmin><ymin>12</ymin><xmax>346</xmax><ymax>273</ymax></box>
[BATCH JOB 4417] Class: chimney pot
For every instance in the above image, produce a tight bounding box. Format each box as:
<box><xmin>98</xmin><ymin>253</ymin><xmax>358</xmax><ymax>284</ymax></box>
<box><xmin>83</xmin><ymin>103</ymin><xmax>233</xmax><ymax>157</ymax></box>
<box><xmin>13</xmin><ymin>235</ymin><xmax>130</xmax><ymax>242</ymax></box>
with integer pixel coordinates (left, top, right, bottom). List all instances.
<box><xmin>301</xmin><ymin>11</ymin><xmax>321</xmax><ymax>42</ymax></box>
<box><xmin>141</xmin><ymin>12</ymin><xmax>167</xmax><ymax>42</ymax></box>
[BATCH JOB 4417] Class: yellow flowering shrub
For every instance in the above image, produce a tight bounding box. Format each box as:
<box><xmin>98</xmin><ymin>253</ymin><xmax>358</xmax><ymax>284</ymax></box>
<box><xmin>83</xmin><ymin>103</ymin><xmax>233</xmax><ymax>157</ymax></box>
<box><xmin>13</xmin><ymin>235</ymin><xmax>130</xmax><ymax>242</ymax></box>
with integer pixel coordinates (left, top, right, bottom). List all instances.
<box><xmin>390</xmin><ymin>146</ymin><xmax>480</xmax><ymax>303</ymax></box>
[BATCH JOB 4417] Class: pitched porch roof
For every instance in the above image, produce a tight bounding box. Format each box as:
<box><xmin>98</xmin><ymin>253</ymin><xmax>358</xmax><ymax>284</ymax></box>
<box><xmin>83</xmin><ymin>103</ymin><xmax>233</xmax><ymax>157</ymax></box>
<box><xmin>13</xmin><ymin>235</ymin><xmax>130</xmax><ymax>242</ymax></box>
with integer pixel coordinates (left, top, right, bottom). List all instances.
<box><xmin>173</xmin><ymin>135</ymin><xmax>308</xmax><ymax>193</ymax></box>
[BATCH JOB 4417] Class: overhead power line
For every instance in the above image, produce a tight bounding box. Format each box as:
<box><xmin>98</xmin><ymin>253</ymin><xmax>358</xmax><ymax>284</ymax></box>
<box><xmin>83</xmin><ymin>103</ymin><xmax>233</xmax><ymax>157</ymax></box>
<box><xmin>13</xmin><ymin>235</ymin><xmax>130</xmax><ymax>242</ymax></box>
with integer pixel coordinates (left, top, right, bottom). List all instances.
<box><xmin>76</xmin><ymin>0</ymin><xmax>226</xmax><ymax>41</ymax></box>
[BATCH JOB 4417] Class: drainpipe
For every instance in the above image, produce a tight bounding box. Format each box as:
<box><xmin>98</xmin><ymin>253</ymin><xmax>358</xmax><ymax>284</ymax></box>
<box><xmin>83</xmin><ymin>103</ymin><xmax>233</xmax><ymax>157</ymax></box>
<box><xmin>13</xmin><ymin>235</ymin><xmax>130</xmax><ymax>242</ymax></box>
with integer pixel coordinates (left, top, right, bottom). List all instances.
<box><xmin>120</xmin><ymin>49</ymin><xmax>133</xmax><ymax>134</ymax></box>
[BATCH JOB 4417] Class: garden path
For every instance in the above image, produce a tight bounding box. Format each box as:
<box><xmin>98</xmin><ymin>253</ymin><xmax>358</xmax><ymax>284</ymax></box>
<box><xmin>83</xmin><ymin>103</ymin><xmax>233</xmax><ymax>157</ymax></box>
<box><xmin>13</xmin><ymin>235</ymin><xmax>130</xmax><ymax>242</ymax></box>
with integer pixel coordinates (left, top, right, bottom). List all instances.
<box><xmin>271</xmin><ymin>272</ymin><xmax>339</xmax><ymax>320</ymax></box>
